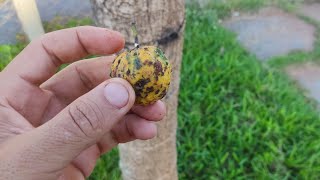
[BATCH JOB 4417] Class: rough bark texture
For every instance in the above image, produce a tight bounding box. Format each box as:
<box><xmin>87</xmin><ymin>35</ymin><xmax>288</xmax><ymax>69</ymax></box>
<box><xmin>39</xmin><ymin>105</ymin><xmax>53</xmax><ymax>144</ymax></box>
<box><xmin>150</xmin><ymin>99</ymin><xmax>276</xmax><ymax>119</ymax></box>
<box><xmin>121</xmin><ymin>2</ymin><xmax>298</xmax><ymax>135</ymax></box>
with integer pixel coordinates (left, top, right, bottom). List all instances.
<box><xmin>90</xmin><ymin>0</ymin><xmax>185</xmax><ymax>179</ymax></box>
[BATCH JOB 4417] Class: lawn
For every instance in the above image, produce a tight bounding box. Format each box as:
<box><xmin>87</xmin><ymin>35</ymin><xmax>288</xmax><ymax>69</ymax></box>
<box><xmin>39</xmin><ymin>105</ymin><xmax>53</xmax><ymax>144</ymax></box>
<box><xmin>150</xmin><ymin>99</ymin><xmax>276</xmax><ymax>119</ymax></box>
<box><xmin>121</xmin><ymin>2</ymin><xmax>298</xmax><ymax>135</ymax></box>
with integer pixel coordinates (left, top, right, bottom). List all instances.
<box><xmin>2</xmin><ymin>3</ymin><xmax>320</xmax><ymax>180</ymax></box>
<box><xmin>178</xmin><ymin>9</ymin><xmax>320</xmax><ymax>179</ymax></box>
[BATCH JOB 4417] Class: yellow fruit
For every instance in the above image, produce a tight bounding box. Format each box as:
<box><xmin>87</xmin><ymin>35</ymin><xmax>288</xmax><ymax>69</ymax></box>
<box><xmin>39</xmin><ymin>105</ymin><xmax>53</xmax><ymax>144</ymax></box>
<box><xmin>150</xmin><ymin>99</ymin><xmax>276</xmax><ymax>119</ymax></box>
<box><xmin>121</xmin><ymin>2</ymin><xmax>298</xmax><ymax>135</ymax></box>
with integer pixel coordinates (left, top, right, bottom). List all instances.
<box><xmin>110</xmin><ymin>46</ymin><xmax>172</xmax><ymax>106</ymax></box>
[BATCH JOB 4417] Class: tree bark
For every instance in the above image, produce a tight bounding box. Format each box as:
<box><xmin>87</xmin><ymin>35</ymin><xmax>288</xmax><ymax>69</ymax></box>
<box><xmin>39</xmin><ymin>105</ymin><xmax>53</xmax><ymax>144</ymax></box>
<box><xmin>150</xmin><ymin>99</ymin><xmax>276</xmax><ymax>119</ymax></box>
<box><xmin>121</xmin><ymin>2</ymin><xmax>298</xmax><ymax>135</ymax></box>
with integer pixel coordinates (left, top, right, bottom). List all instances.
<box><xmin>90</xmin><ymin>0</ymin><xmax>185</xmax><ymax>179</ymax></box>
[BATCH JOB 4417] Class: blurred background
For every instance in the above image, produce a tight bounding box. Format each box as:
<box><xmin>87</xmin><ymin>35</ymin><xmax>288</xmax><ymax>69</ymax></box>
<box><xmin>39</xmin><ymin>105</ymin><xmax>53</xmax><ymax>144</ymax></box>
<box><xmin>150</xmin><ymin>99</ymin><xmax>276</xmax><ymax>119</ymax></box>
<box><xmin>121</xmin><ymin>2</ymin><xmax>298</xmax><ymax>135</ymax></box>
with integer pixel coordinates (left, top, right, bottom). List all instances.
<box><xmin>1</xmin><ymin>0</ymin><xmax>320</xmax><ymax>179</ymax></box>
<box><xmin>0</xmin><ymin>0</ymin><xmax>92</xmax><ymax>44</ymax></box>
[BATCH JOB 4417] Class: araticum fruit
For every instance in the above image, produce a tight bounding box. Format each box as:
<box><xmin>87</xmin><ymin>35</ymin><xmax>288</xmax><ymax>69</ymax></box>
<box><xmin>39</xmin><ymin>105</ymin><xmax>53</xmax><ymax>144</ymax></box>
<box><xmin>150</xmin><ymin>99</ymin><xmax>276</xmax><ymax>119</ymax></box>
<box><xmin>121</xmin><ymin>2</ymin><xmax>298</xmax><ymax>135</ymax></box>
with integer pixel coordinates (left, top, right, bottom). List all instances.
<box><xmin>110</xmin><ymin>46</ymin><xmax>172</xmax><ymax>106</ymax></box>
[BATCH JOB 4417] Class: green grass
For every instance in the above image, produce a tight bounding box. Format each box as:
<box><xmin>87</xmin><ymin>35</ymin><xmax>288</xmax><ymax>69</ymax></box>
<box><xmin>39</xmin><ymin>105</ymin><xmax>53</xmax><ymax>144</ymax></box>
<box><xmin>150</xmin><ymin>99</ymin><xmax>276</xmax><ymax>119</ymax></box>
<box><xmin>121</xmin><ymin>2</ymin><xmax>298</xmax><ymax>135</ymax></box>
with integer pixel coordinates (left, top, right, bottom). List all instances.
<box><xmin>88</xmin><ymin>149</ymin><xmax>121</xmax><ymax>180</ymax></box>
<box><xmin>0</xmin><ymin>43</ymin><xmax>26</xmax><ymax>70</ymax></box>
<box><xmin>177</xmin><ymin>9</ymin><xmax>320</xmax><ymax>179</ymax></box>
<box><xmin>43</xmin><ymin>16</ymin><xmax>94</xmax><ymax>32</ymax></box>
<box><xmin>2</xmin><ymin>4</ymin><xmax>320</xmax><ymax>180</ymax></box>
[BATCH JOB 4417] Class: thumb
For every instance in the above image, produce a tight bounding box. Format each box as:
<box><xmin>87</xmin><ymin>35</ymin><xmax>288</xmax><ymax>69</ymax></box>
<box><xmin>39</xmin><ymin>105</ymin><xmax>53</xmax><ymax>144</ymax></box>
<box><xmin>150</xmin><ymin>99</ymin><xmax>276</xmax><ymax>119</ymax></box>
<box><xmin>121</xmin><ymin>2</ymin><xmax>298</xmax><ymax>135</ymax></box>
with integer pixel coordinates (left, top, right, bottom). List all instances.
<box><xmin>41</xmin><ymin>77</ymin><xmax>135</xmax><ymax>159</ymax></box>
<box><xmin>1</xmin><ymin>78</ymin><xmax>135</xmax><ymax>179</ymax></box>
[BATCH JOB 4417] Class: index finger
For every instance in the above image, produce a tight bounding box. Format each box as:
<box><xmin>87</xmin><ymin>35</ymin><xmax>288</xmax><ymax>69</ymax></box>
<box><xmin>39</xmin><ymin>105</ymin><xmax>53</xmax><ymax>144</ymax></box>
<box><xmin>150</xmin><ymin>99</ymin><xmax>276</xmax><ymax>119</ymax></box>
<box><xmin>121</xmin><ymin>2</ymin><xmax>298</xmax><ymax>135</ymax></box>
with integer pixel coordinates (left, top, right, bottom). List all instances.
<box><xmin>3</xmin><ymin>26</ymin><xmax>125</xmax><ymax>85</ymax></box>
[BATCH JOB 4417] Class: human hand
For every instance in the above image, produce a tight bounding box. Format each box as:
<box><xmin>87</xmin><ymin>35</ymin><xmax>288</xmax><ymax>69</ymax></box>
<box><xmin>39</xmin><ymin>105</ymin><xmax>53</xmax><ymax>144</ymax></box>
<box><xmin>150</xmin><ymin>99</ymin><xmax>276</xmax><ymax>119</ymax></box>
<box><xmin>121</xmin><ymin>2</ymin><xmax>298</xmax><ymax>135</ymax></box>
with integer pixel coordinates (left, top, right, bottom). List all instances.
<box><xmin>0</xmin><ymin>26</ymin><xmax>166</xmax><ymax>180</ymax></box>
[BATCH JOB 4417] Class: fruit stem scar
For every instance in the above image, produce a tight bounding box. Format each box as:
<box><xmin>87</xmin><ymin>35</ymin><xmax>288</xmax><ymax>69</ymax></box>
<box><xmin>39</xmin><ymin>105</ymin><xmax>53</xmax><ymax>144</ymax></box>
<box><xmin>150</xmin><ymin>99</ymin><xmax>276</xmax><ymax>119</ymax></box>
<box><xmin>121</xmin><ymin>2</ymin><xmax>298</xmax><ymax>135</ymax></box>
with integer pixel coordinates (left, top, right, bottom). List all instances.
<box><xmin>131</xmin><ymin>21</ymin><xmax>140</xmax><ymax>49</ymax></box>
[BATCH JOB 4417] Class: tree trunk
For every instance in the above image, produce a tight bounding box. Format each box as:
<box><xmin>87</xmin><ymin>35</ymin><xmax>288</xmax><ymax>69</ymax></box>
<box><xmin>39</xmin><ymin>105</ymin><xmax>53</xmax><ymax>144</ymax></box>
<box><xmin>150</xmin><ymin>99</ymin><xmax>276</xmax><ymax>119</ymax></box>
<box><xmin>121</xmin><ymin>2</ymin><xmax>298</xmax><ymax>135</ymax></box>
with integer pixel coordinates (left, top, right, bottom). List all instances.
<box><xmin>90</xmin><ymin>0</ymin><xmax>185</xmax><ymax>179</ymax></box>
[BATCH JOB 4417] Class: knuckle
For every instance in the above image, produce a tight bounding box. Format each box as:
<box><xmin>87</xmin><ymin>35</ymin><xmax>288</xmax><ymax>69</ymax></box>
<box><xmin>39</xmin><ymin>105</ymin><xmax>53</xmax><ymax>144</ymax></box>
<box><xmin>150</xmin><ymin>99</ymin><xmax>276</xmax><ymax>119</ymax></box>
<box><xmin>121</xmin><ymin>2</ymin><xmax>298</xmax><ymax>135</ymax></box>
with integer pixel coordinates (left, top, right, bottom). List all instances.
<box><xmin>68</xmin><ymin>99</ymin><xmax>104</xmax><ymax>138</ymax></box>
<box><xmin>72</xmin><ymin>63</ymin><xmax>96</xmax><ymax>90</ymax></box>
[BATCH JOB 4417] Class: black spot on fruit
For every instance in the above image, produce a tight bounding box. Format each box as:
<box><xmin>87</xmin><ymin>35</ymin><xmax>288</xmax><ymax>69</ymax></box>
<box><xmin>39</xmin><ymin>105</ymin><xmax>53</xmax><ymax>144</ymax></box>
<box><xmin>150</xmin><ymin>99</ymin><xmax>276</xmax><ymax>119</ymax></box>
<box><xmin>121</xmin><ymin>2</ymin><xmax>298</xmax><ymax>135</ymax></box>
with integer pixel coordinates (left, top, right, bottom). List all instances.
<box><xmin>158</xmin><ymin>89</ymin><xmax>167</xmax><ymax>99</ymax></box>
<box><xmin>142</xmin><ymin>60</ymin><xmax>154</xmax><ymax>66</ymax></box>
<box><xmin>154</xmin><ymin>60</ymin><xmax>164</xmax><ymax>80</ymax></box>
<box><xmin>146</xmin><ymin>86</ymin><xmax>154</xmax><ymax>93</ymax></box>
<box><xmin>155</xmin><ymin>89</ymin><xmax>160</xmax><ymax>94</ymax></box>
<box><xmin>164</xmin><ymin>66</ymin><xmax>168</xmax><ymax>72</ymax></box>
<box><xmin>141</xmin><ymin>93</ymin><xmax>148</xmax><ymax>98</ymax></box>
<box><xmin>115</xmin><ymin>59</ymin><xmax>121</xmax><ymax>71</ymax></box>
<box><xmin>134</xmin><ymin>78</ymin><xmax>150</xmax><ymax>90</ymax></box>
<box><xmin>126</xmin><ymin>69</ymin><xmax>131</xmax><ymax>76</ymax></box>
<box><xmin>132</xmin><ymin>73</ymin><xmax>136</xmax><ymax>78</ymax></box>
<box><xmin>134</xmin><ymin>78</ymin><xmax>151</xmax><ymax>96</ymax></box>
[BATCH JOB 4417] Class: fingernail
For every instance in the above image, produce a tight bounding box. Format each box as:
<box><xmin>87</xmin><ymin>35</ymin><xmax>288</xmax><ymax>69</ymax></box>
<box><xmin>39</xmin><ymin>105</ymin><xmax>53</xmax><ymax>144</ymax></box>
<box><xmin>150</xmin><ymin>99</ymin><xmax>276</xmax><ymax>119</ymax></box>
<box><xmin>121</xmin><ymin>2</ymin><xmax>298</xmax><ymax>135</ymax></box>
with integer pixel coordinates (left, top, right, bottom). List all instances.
<box><xmin>104</xmin><ymin>83</ymin><xmax>129</xmax><ymax>108</ymax></box>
